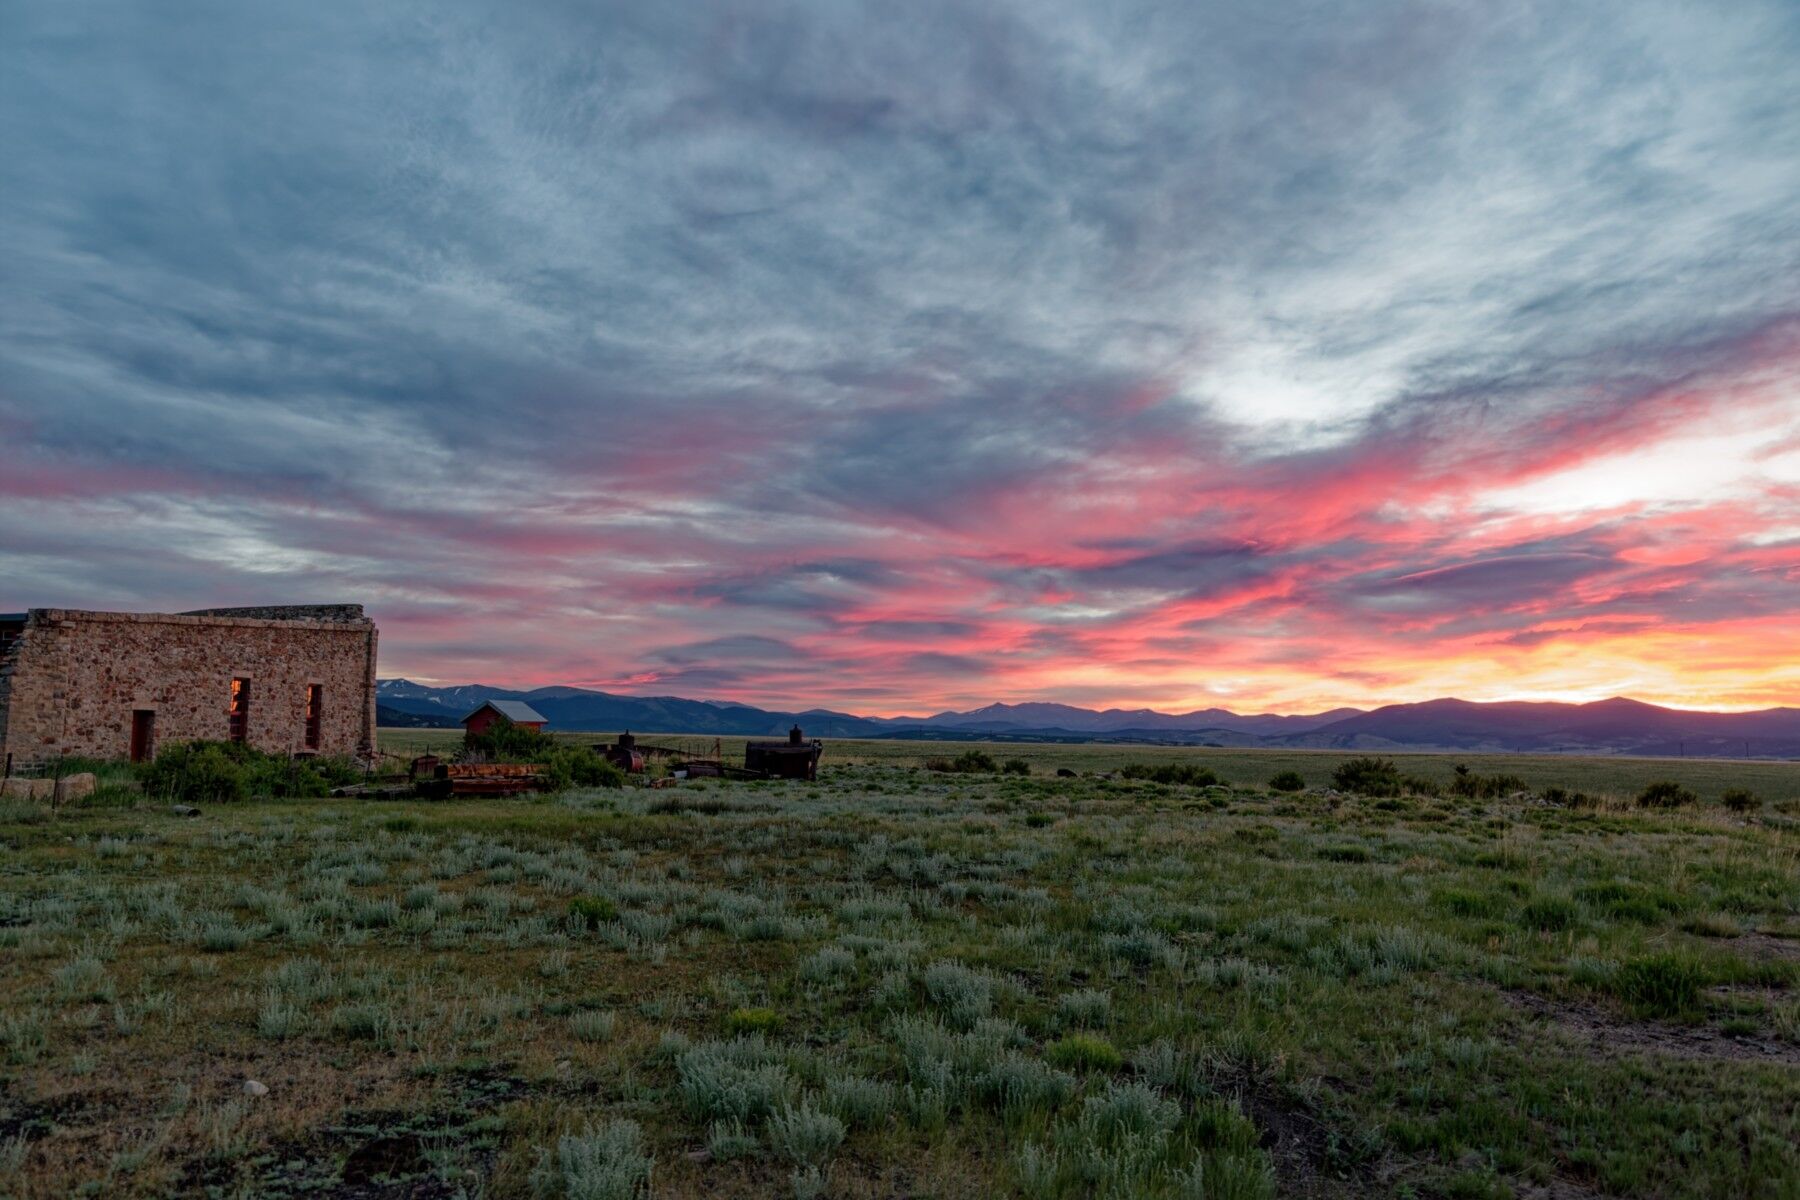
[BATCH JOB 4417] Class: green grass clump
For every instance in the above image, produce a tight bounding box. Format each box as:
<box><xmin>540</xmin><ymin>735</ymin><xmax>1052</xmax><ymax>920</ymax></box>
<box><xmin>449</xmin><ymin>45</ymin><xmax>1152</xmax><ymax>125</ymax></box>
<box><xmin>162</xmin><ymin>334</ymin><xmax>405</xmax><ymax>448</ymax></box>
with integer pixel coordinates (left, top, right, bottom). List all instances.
<box><xmin>1045</xmin><ymin>1033</ymin><xmax>1123</xmax><ymax>1071</ymax></box>
<box><xmin>1267</xmin><ymin>770</ymin><xmax>1306</xmax><ymax>792</ymax></box>
<box><xmin>1608</xmin><ymin>953</ymin><xmax>1711</xmax><ymax>1018</ymax></box>
<box><xmin>568</xmin><ymin>896</ymin><xmax>618</xmax><ymax>929</ymax></box>
<box><xmin>723</xmin><ymin>1006</ymin><xmax>782</xmax><ymax>1035</ymax></box>
<box><xmin>1520</xmin><ymin>895</ymin><xmax>1579</xmax><ymax>932</ymax></box>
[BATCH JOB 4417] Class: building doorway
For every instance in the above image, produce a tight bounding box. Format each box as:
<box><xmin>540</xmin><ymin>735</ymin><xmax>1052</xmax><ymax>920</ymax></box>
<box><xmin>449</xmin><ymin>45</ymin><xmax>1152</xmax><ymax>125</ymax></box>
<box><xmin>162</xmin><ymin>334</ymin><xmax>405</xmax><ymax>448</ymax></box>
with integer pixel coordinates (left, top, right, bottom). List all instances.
<box><xmin>130</xmin><ymin>709</ymin><xmax>156</xmax><ymax>763</ymax></box>
<box><xmin>304</xmin><ymin>684</ymin><xmax>322</xmax><ymax>750</ymax></box>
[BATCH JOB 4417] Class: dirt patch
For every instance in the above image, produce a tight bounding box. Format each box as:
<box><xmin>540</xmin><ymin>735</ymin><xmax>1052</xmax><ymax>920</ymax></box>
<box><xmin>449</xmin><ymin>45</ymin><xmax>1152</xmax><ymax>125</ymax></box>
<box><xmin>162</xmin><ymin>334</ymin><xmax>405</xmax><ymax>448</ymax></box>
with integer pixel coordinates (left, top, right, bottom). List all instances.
<box><xmin>1513</xmin><ymin>1179</ymin><xmax>1612</xmax><ymax>1200</ymax></box>
<box><xmin>1504</xmin><ymin>989</ymin><xmax>1798</xmax><ymax>1066</ymax></box>
<box><xmin>0</xmin><ymin>1087</ymin><xmax>116</xmax><ymax>1144</ymax></box>
<box><xmin>1738</xmin><ymin>931</ymin><xmax>1800</xmax><ymax>964</ymax></box>
<box><xmin>172</xmin><ymin>1065</ymin><xmax>528</xmax><ymax>1198</ymax></box>
<box><xmin>1221</xmin><ymin>1075</ymin><xmax>1377</xmax><ymax>1199</ymax></box>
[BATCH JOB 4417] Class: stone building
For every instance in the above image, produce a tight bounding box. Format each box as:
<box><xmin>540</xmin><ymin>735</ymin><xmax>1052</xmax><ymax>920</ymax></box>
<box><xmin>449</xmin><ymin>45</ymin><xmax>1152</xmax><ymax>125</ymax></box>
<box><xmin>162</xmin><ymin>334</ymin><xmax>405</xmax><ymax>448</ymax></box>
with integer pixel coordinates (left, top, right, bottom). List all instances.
<box><xmin>0</xmin><ymin>605</ymin><xmax>378</xmax><ymax>768</ymax></box>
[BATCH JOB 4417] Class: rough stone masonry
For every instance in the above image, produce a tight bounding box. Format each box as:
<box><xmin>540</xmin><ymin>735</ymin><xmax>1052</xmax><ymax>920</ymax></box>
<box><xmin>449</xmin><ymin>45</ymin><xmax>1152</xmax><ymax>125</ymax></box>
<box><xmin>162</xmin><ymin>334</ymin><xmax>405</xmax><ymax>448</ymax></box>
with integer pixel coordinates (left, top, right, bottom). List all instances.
<box><xmin>0</xmin><ymin>605</ymin><xmax>378</xmax><ymax>768</ymax></box>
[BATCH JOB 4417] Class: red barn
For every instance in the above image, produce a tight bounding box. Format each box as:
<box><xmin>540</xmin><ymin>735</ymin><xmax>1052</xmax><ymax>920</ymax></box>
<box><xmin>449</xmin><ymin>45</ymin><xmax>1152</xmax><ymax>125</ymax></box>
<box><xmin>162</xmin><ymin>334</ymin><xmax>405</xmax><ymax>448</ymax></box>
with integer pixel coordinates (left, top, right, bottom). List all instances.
<box><xmin>461</xmin><ymin>699</ymin><xmax>547</xmax><ymax>741</ymax></box>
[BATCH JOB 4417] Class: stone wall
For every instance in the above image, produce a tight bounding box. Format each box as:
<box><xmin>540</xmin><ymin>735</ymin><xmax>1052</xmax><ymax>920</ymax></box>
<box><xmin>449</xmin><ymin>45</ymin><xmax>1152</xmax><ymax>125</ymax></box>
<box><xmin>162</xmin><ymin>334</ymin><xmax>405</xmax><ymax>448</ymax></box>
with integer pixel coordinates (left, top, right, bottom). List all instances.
<box><xmin>0</xmin><ymin>607</ymin><xmax>378</xmax><ymax>766</ymax></box>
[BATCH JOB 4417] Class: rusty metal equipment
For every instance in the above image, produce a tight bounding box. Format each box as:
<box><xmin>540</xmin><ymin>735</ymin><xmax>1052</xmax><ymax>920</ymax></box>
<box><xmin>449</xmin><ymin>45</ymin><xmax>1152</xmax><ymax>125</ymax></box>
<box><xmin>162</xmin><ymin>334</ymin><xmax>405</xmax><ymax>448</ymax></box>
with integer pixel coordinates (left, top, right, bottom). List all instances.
<box><xmin>744</xmin><ymin>725</ymin><xmax>823</xmax><ymax>781</ymax></box>
<box><xmin>416</xmin><ymin>761</ymin><xmax>547</xmax><ymax>798</ymax></box>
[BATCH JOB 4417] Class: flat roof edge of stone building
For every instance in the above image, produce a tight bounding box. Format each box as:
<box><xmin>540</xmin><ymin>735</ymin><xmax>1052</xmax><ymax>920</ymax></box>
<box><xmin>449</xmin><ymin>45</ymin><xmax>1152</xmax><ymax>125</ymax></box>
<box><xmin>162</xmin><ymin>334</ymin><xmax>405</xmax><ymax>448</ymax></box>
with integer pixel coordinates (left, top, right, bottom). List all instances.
<box><xmin>20</xmin><ymin>605</ymin><xmax>374</xmax><ymax>630</ymax></box>
<box><xmin>180</xmin><ymin>604</ymin><xmax>368</xmax><ymax>623</ymax></box>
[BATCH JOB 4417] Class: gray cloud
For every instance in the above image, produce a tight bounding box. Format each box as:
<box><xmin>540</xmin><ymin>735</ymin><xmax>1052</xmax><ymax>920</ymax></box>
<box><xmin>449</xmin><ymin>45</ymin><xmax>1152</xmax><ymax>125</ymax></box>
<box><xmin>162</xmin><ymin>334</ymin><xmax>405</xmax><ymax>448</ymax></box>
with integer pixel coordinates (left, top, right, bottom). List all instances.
<box><xmin>2</xmin><ymin>0</ymin><xmax>1798</xmax><ymax>706</ymax></box>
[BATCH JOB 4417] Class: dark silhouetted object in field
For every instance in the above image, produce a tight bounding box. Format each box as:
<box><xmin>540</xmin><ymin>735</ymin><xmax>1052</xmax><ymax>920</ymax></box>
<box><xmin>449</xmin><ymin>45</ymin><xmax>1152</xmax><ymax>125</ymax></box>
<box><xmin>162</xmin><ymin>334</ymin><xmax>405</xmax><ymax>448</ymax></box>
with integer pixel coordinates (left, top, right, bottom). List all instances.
<box><xmin>745</xmin><ymin>724</ymin><xmax>823</xmax><ymax>780</ymax></box>
<box><xmin>604</xmin><ymin>730</ymin><xmax>647</xmax><ymax>773</ymax></box>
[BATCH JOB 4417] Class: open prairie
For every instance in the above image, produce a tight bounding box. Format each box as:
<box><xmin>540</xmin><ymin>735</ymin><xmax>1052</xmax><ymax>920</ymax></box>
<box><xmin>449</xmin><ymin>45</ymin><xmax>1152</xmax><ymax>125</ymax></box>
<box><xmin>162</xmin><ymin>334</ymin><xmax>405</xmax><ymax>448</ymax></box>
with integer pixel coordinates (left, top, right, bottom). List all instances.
<box><xmin>1</xmin><ymin>743</ymin><xmax>1796</xmax><ymax>1199</ymax></box>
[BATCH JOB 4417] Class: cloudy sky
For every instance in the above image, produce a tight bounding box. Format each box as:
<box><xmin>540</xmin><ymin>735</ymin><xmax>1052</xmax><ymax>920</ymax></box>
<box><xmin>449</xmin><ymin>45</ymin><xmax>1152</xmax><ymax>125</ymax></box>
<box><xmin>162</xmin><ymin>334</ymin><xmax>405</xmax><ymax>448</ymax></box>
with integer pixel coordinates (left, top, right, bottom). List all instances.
<box><xmin>4</xmin><ymin>1</ymin><xmax>1799</xmax><ymax>714</ymax></box>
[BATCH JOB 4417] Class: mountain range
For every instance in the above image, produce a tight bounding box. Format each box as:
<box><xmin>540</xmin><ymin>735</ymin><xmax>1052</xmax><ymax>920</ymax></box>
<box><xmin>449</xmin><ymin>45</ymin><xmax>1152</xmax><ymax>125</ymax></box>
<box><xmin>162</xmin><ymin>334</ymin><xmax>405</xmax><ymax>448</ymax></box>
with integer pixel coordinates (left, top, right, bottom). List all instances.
<box><xmin>376</xmin><ymin>680</ymin><xmax>1800</xmax><ymax>758</ymax></box>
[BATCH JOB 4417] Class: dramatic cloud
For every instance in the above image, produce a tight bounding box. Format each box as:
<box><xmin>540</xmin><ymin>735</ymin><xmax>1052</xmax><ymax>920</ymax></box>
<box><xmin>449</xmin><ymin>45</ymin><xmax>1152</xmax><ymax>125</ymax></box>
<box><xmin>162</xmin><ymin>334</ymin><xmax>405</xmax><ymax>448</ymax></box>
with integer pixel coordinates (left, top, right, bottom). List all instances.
<box><xmin>3</xmin><ymin>0</ymin><xmax>1798</xmax><ymax>712</ymax></box>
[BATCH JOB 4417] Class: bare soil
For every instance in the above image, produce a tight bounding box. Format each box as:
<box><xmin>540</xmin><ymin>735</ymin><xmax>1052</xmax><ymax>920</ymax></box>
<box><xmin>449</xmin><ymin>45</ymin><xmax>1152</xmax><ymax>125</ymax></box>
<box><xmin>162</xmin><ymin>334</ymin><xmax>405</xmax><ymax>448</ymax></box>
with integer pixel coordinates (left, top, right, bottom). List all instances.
<box><xmin>1504</xmin><ymin>989</ymin><xmax>1799</xmax><ymax>1067</ymax></box>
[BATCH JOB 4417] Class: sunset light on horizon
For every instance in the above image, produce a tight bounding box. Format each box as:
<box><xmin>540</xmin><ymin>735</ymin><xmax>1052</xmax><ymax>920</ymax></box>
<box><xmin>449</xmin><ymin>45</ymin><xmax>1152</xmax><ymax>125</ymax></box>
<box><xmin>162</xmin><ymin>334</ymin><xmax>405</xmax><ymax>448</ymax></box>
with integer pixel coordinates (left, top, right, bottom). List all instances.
<box><xmin>5</xmin><ymin>2</ymin><xmax>1799</xmax><ymax>716</ymax></box>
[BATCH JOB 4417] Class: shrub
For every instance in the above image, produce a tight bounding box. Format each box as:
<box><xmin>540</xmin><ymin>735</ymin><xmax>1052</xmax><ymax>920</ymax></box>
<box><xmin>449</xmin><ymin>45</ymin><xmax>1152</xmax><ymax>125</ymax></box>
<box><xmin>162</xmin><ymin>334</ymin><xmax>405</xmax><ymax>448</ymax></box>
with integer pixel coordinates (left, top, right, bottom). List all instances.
<box><xmin>1045</xmin><ymin>1033</ymin><xmax>1123</xmax><ymax>1071</ymax></box>
<box><xmin>530</xmin><ymin>1119</ymin><xmax>652</xmax><ymax>1200</ymax></box>
<box><xmin>1267</xmin><ymin>771</ymin><xmax>1305</xmax><ymax>793</ymax></box>
<box><xmin>1721</xmin><ymin>788</ymin><xmax>1760</xmax><ymax>812</ymax></box>
<box><xmin>1331</xmin><ymin>758</ymin><xmax>1401</xmax><ymax>796</ymax></box>
<box><xmin>1447</xmin><ymin>765</ymin><xmax>1528</xmax><ymax>799</ymax></box>
<box><xmin>766</xmin><ymin>1102</ymin><xmax>845</xmax><ymax>1166</ymax></box>
<box><xmin>138</xmin><ymin>742</ymin><xmax>250</xmax><ymax>804</ymax></box>
<box><xmin>820</xmin><ymin>1075</ymin><xmax>896</xmax><ymax>1129</ymax></box>
<box><xmin>676</xmin><ymin>1041</ymin><xmax>792</xmax><ymax>1122</ymax></box>
<box><xmin>976</xmin><ymin>1053</ymin><xmax>1076</xmax><ymax>1116</ymax></box>
<box><xmin>1055</xmin><ymin>988</ymin><xmax>1112</xmax><ymax>1027</ymax></box>
<box><xmin>706</xmin><ymin>1119</ymin><xmax>760</xmax><ymax>1162</ymax></box>
<box><xmin>1637</xmin><ymin>781</ymin><xmax>1696</xmax><ymax>808</ymax></box>
<box><xmin>1002</xmin><ymin>758</ymin><xmax>1031</xmax><ymax>776</ymax></box>
<box><xmin>256</xmin><ymin>995</ymin><xmax>307</xmax><ymax>1040</ymax></box>
<box><xmin>921</xmin><ymin>960</ymin><xmax>995</xmax><ymax>1025</ymax></box>
<box><xmin>800</xmin><ymin>946</ymin><xmax>857</xmax><ymax>985</ymax></box>
<box><xmin>547</xmin><ymin>748</ymin><xmax>626</xmax><ymax>792</ymax></box>
<box><xmin>137</xmin><ymin>740</ymin><xmax>346</xmax><ymax>803</ymax></box>
<box><xmin>1177</xmin><ymin>1149</ymin><xmax>1276</xmax><ymax>1200</ymax></box>
<box><xmin>1078</xmin><ymin>1079</ymin><xmax>1180</xmax><ymax>1144</ymax></box>
<box><xmin>570</xmin><ymin>1009</ymin><xmax>618</xmax><ymax>1042</ymax></box>
<box><xmin>925</xmin><ymin>750</ymin><xmax>999</xmax><ymax>774</ymax></box>
<box><xmin>1120</xmin><ymin>763</ymin><xmax>1220</xmax><ymax>787</ymax></box>
<box><xmin>53</xmin><ymin>955</ymin><xmax>113</xmax><ymax>1002</ymax></box>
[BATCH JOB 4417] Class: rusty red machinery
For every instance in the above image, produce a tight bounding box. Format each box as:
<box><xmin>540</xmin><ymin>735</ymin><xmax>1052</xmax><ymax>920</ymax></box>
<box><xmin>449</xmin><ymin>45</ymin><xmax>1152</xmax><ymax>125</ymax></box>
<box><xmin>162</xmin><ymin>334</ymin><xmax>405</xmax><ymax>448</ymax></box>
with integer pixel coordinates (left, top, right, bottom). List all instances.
<box><xmin>416</xmin><ymin>761</ymin><xmax>548</xmax><ymax>798</ymax></box>
<box><xmin>602</xmin><ymin>731</ymin><xmax>647</xmax><ymax>773</ymax></box>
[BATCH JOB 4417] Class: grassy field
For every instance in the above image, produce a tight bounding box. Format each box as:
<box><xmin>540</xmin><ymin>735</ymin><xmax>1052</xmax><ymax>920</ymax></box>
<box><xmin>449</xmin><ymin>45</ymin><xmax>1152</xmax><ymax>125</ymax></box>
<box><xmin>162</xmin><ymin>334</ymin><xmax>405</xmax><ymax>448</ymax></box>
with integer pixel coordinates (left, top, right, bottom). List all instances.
<box><xmin>381</xmin><ymin>728</ymin><xmax>1800</xmax><ymax>804</ymax></box>
<box><xmin>1</xmin><ymin>741</ymin><xmax>1796</xmax><ymax>1198</ymax></box>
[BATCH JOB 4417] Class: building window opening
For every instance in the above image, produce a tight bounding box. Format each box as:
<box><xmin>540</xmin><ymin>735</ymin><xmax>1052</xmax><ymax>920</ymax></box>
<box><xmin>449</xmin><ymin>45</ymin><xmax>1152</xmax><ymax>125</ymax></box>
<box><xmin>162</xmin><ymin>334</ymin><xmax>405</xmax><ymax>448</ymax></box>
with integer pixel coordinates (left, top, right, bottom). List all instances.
<box><xmin>304</xmin><ymin>684</ymin><xmax>322</xmax><ymax>750</ymax></box>
<box><xmin>229</xmin><ymin>677</ymin><xmax>250</xmax><ymax>742</ymax></box>
<box><xmin>130</xmin><ymin>710</ymin><xmax>156</xmax><ymax>763</ymax></box>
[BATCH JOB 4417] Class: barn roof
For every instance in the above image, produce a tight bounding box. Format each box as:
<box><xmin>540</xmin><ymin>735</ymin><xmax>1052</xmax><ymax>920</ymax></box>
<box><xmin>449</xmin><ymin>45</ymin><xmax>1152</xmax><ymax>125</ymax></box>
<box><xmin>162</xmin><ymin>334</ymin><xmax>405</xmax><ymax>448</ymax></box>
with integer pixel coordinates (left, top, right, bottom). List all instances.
<box><xmin>463</xmin><ymin>699</ymin><xmax>547</xmax><ymax>725</ymax></box>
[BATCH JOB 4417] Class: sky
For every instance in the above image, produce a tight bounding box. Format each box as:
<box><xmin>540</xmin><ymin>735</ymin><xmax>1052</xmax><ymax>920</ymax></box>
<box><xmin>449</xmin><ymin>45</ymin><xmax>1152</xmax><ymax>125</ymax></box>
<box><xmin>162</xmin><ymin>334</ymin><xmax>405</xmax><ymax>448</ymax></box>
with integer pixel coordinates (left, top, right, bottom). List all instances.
<box><xmin>3</xmin><ymin>1</ymin><xmax>1799</xmax><ymax>716</ymax></box>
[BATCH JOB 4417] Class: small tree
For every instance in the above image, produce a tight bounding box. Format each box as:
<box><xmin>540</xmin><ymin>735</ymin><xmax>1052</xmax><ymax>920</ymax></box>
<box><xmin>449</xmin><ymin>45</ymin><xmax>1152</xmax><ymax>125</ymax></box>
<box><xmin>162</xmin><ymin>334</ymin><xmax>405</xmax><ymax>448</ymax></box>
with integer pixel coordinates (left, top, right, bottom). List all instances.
<box><xmin>1268</xmin><ymin>770</ymin><xmax>1305</xmax><ymax>793</ymax></box>
<box><xmin>1721</xmin><ymin>788</ymin><xmax>1759</xmax><ymax>812</ymax></box>
<box><xmin>1636</xmin><ymin>781</ymin><xmax>1696</xmax><ymax>808</ymax></box>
